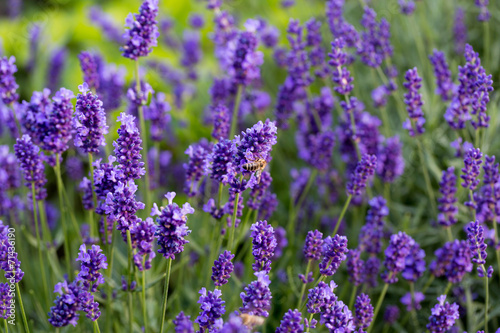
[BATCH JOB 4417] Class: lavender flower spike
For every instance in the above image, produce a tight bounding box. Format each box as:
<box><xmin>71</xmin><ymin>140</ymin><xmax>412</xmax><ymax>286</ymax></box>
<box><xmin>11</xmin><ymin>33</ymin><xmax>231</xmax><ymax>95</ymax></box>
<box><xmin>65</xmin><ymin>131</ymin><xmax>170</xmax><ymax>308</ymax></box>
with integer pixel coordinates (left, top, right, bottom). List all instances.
<box><xmin>355</xmin><ymin>293</ymin><xmax>374</xmax><ymax>329</ymax></box>
<box><xmin>426</xmin><ymin>295</ymin><xmax>459</xmax><ymax>333</ymax></box>
<box><xmin>14</xmin><ymin>134</ymin><xmax>47</xmax><ymax>200</ymax></box>
<box><xmin>328</xmin><ymin>38</ymin><xmax>353</xmax><ymax>95</ymax></box>
<box><xmin>240</xmin><ymin>271</ymin><xmax>272</xmax><ymax>317</ymax></box>
<box><xmin>475</xmin><ymin>0</ymin><xmax>490</xmax><ymax>22</ymax></box>
<box><xmin>212</xmin><ymin>250</ymin><xmax>235</xmax><ymax>286</ymax></box>
<box><xmin>250</xmin><ymin>220</ymin><xmax>277</xmax><ymax>273</ymax></box>
<box><xmin>195</xmin><ymin>287</ymin><xmax>225</xmax><ymax>332</ymax></box>
<box><xmin>382</xmin><ymin>232</ymin><xmax>415</xmax><ymax>284</ymax></box>
<box><xmin>114</xmin><ymin>113</ymin><xmax>146</xmax><ymax>181</ymax></box>
<box><xmin>466</xmin><ymin>221</ymin><xmax>492</xmax><ymax>277</ymax></box>
<box><xmin>276</xmin><ymin>309</ymin><xmax>304</xmax><ymax>333</ymax></box>
<box><xmin>73</xmin><ymin>82</ymin><xmax>108</xmax><ymax>154</ymax></box>
<box><xmin>437</xmin><ymin>167</ymin><xmax>458</xmax><ymax>227</ymax></box>
<box><xmin>0</xmin><ymin>56</ymin><xmax>19</xmax><ymax>104</ymax></box>
<box><xmin>76</xmin><ymin>244</ymin><xmax>108</xmax><ymax>292</ymax></box>
<box><xmin>346</xmin><ymin>154</ymin><xmax>377</xmax><ymax>197</ymax></box>
<box><xmin>461</xmin><ymin>148</ymin><xmax>483</xmax><ymax>191</ymax></box>
<box><xmin>121</xmin><ymin>0</ymin><xmax>159</xmax><ymax>60</ymax></box>
<box><xmin>78</xmin><ymin>51</ymin><xmax>100</xmax><ymax>91</ymax></box>
<box><xmin>429</xmin><ymin>50</ymin><xmax>455</xmax><ymax>102</ymax></box>
<box><xmin>154</xmin><ymin>192</ymin><xmax>194</xmax><ymax>260</ymax></box>
<box><xmin>402</xmin><ymin>67</ymin><xmax>425</xmax><ymax>137</ymax></box>
<box><xmin>319</xmin><ymin>234</ymin><xmax>348</xmax><ymax>276</ymax></box>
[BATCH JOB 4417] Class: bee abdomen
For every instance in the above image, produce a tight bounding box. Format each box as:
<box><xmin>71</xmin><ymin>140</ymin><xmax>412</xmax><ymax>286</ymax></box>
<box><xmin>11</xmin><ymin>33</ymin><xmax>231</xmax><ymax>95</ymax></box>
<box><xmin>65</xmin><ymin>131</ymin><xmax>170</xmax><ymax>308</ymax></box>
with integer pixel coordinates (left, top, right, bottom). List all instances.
<box><xmin>243</xmin><ymin>163</ymin><xmax>259</xmax><ymax>171</ymax></box>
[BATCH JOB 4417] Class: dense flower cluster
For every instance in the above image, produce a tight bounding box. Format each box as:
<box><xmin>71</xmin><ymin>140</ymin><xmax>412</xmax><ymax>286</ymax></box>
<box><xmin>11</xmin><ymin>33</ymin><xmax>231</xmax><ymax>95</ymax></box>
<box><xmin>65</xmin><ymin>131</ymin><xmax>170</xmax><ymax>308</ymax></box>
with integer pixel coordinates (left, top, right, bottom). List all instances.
<box><xmin>303</xmin><ymin>230</ymin><xmax>324</xmax><ymax>261</ymax></box>
<box><xmin>430</xmin><ymin>240</ymin><xmax>473</xmax><ymax>283</ymax></box>
<box><xmin>240</xmin><ymin>271</ymin><xmax>272</xmax><ymax>317</ymax></box>
<box><xmin>14</xmin><ymin>135</ymin><xmax>47</xmax><ymax>200</ymax></box>
<box><xmin>121</xmin><ymin>0</ymin><xmax>159</xmax><ymax>60</ymax></box>
<box><xmin>250</xmin><ymin>220</ymin><xmax>277</xmax><ymax>273</ymax></box>
<box><xmin>212</xmin><ymin>250</ymin><xmax>234</xmax><ymax>286</ymax></box>
<box><xmin>0</xmin><ymin>56</ymin><xmax>19</xmax><ymax>104</ymax></box>
<box><xmin>113</xmin><ymin>113</ymin><xmax>146</xmax><ymax>181</ymax></box>
<box><xmin>346</xmin><ymin>154</ymin><xmax>377</xmax><ymax>196</ymax></box>
<box><xmin>429</xmin><ymin>50</ymin><xmax>455</xmax><ymax>102</ymax></box>
<box><xmin>184</xmin><ymin>139</ymin><xmax>213</xmax><ymax>197</ymax></box>
<box><xmin>382</xmin><ymin>232</ymin><xmax>415</xmax><ymax>284</ymax></box>
<box><xmin>426</xmin><ymin>295</ymin><xmax>459</xmax><ymax>333</ymax></box>
<box><xmin>354</xmin><ymin>293</ymin><xmax>373</xmax><ymax>329</ymax></box>
<box><xmin>195</xmin><ymin>287</ymin><xmax>225</xmax><ymax>332</ymax></box>
<box><xmin>358</xmin><ymin>7</ymin><xmax>393</xmax><ymax>68</ymax></box>
<box><xmin>276</xmin><ymin>309</ymin><xmax>303</xmax><ymax>333</ymax></box>
<box><xmin>437</xmin><ymin>167</ymin><xmax>458</xmax><ymax>227</ymax></box>
<box><xmin>319</xmin><ymin>234</ymin><xmax>348</xmax><ymax>276</ymax></box>
<box><xmin>76</xmin><ymin>244</ymin><xmax>108</xmax><ymax>292</ymax></box>
<box><xmin>403</xmin><ymin>67</ymin><xmax>425</xmax><ymax>137</ymax></box>
<box><xmin>154</xmin><ymin>192</ymin><xmax>194</xmax><ymax>260</ymax></box>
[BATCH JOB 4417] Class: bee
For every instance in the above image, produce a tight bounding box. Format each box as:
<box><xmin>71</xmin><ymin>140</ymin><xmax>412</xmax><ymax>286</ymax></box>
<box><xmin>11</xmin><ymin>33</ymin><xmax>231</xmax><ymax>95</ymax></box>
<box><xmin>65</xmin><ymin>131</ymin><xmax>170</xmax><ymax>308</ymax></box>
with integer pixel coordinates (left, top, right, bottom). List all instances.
<box><xmin>242</xmin><ymin>158</ymin><xmax>267</xmax><ymax>183</ymax></box>
<box><xmin>239</xmin><ymin>313</ymin><xmax>265</xmax><ymax>329</ymax></box>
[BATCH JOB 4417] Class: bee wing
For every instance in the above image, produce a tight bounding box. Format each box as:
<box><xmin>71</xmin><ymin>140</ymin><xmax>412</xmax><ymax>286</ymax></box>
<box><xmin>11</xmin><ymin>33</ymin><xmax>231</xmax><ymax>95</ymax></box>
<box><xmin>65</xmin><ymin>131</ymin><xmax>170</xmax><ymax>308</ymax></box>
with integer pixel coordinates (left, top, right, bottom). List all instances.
<box><xmin>255</xmin><ymin>169</ymin><xmax>262</xmax><ymax>184</ymax></box>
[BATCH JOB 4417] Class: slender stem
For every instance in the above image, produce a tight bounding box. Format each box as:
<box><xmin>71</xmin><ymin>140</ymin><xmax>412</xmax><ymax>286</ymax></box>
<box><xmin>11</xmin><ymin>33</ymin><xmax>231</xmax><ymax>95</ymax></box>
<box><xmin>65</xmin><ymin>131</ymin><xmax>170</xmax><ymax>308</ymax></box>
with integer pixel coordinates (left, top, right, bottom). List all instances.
<box><xmin>305</xmin><ymin>313</ymin><xmax>314</xmax><ymax>333</ymax></box>
<box><xmin>16</xmin><ymin>284</ymin><xmax>30</xmax><ymax>333</ymax></box>
<box><xmin>217</xmin><ymin>182</ymin><xmax>223</xmax><ymax>210</ymax></box>
<box><xmin>135</xmin><ymin>59</ymin><xmax>151</xmax><ymax>214</ymax></box>
<box><xmin>484</xmin><ymin>21</ymin><xmax>490</xmax><ymax>74</ymax></box>
<box><xmin>367</xmin><ymin>283</ymin><xmax>389</xmax><ymax>333</ymax></box>
<box><xmin>347</xmin><ymin>101</ymin><xmax>361</xmax><ymax>160</ymax></box>
<box><xmin>31</xmin><ymin>182</ymin><xmax>48</xmax><ymax>305</ymax></box>
<box><xmin>127</xmin><ymin>230</ymin><xmax>134</xmax><ymax>333</ymax></box>
<box><xmin>159</xmin><ymin>259</ymin><xmax>172</xmax><ymax>333</ymax></box>
<box><xmin>94</xmin><ymin>320</ymin><xmax>102</xmax><ymax>333</ymax></box>
<box><xmin>332</xmin><ymin>195</ymin><xmax>352</xmax><ymax>236</ymax></box>
<box><xmin>444</xmin><ymin>281</ymin><xmax>452</xmax><ymax>296</ymax></box>
<box><xmin>106</xmin><ymin>223</ymin><xmax>115</xmax><ymax>333</ymax></box>
<box><xmin>416</xmin><ymin>139</ymin><xmax>437</xmax><ymax>217</ymax></box>
<box><xmin>229</xmin><ymin>85</ymin><xmax>243</xmax><ymax>138</ymax></box>
<box><xmin>409</xmin><ymin>283</ymin><xmax>420</xmax><ymax>332</ymax></box>
<box><xmin>348</xmin><ymin>285</ymin><xmax>358</xmax><ymax>310</ymax></box>
<box><xmin>142</xmin><ymin>257</ymin><xmax>148</xmax><ymax>333</ymax></box>
<box><xmin>4</xmin><ymin>318</ymin><xmax>7</xmax><ymax>333</ymax></box>
<box><xmin>481</xmin><ymin>264</ymin><xmax>489</xmax><ymax>333</ymax></box>
<box><xmin>421</xmin><ymin>275</ymin><xmax>434</xmax><ymax>294</ymax></box>
<box><xmin>297</xmin><ymin>260</ymin><xmax>312</xmax><ymax>309</ymax></box>
<box><xmin>469</xmin><ymin>189</ymin><xmax>477</xmax><ymax>222</ymax></box>
<box><xmin>491</xmin><ymin>220</ymin><xmax>500</xmax><ymax>286</ymax></box>
<box><xmin>54</xmin><ymin>156</ymin><xmax>72</xmax><ymax>276</ymax></box>
<box><xmin>446</xmin><ymin>227</ymin><xmax>453</xmax><ymax>242</ymax></box>
<box><xmin>228</xmin><ymin>191</ymin><xmax>240</xmax><ymax>252</ymax></box>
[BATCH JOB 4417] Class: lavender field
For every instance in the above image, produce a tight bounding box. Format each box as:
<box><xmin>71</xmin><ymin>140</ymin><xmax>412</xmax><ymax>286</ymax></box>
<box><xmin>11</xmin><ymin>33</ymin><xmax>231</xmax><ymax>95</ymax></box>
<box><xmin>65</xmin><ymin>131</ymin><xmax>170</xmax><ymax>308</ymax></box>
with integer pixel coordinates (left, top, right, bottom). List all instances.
<box><xmin>0</xmin><ymin>0</ymin><xmax>499</xmax><ymax>332</ymax></box>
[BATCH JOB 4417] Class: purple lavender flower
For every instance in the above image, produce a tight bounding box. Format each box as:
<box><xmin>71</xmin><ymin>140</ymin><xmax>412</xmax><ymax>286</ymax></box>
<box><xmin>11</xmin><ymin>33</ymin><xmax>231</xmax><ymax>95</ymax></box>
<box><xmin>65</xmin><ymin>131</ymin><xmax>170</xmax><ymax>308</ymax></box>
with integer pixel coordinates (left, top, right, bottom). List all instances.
<box><xmin>326</xmin><ymin>0</ymin><xmax>359</xmax><ymax>56</ymax></box>
<box><xmin>453</xmin><ymin>8</ymin><xmax>467</xmax><ymax>55</ymax></box>
<box><xmin>247</xmin><ymin>171</ymin><xmax>272</xmax><ymax>210</ymax></box>
<box><xmin>376</xmin><ymin>136</ymin><xmax>404</xmax><ymax>183</ymax></box>
<box><xmin>181</xmin><ymin>31</ymin><xmax>202</xmax><ymax>80</ymax></box>
<box><xmin>99</xmin><ymin>63</ymin><xmax>126</xmax><ymax>111</ymax></box>
<box><xmin>475</xmin><ymin>0</ymin><xmax>490</xmax><ymax>21</ymax></box>
<box><xmin>346</xmin><ymin>248</ymin><xmax>364</xmax><ymax>286</ymax></box>
<box><xmin>430</xmin><ymin>240</ymin><xmax>473</xmax><ymax>283</ymax></box>
<box><xmin>14</xmin><ymin>135</ymin><xmax>47</xmax><ymax>200</ymax></box>
<box><xmin>211</xmin><ymin>104</ymin><xmax>231</xmax><ymax>140</ymax></box>
<box><xmin>273</xmin><ymin>227</ymin><xmax>288</xmax><ymax>260</ymax></box>
<box><xmin>0</xmin><ymin>56</ymin><xmax>19</xmax><ymax>104</ymax></box>
<box><xmin>78</xmin><ymin>51</ymin><xmax>100</xmax><ymax>91</ymax></box>
<box><xmin>76</xmin><ymin>244</ymin><xmax>108</xmax><ymax>292</ymax></box>
<box><xmin>219</xmin><ymin>314</ymin><xmax>250</xmax><ymax>332</ymax></box>
<box><xmin>358</xmin><ymin>7</ymin><xmax>393</xmax><ymax>68</ymax></box>
<box><xmin>0</xmin><ymin>221</ymin><xmax>24</xmax><ymax>283</ymax></box>
<box><xmin>121</xmin><ymin>0</ymin><xmax>159</xmax><ymax>60</ymax></box>
<box><xmin>402</xmin><ymin>242</ymin><xmax>426</xmax><ymax>282</ymax></box>
<box><xmin>228</xmin><ymin>28</ymin><xmax>263</xmax><ymax>86</ymax></box>
<box><xmin>224</xmin><ymin>191</ymin><xmax>244</xmax><ymax>228</ymax></box>
<box><xmin>184</xmin><ymin>139</ymin><xmax>213</xmax><ymax>197</ymax></box>
<box><xmin>306</xmin><ymin>18</ymin><xmax>328</xmax><ymax>78</ymax></box>
<box><xmin>319</xmin><ymin>234</ymin><xmax>348</xmax><ymax>276</ymax></box>
<box><xmin>399</xmin><ymin>0</ymin><xmax>415</xmax><ymax>15</ymax></box>
<box><xmin>113</xmin><ymin>113</ymin><xmax>145</xmax><ymax>181</ymax></box>
<box><xmin>144</xmin><ymin>92</ymin><xmax>171</xmax><ymax>141</ymax></box>
<box><xmin>426</xmin><ymin>295</ymin><xmax>459</xmax><ymax>333</ymax></box>
<box><xmin>260</xmin><ymin>24</ymin><xmax>279</xmax><ymax>49</ymax></box>
<box><xmin>49</xmin><ymin>281</ymin><xmax>86</xmax><ymax>327</ymax></box>
<box><xmin>466</xmin><ymin>221</ymin><xmax>492</xmax><ymax>277</ymax></box>
<box><xmin>105</xmin><ymin>182</ymin><xmax>145</xmax><ymax>239</ymax></box>
<box><xmin>276</xmin><ymin>309</ymin><xmax>303</xmax><ymax>333</ymax></box>
<box><xmin>174</xmin><ymin>312</ymin><xmax>194</xmax><ymax>333</ymax></box>
<box><xmin>89</xmin><ymin>7</ymin><xmax>124</xmax><ymax>44</ymax></box>
<box><xmin>355</xmin><ymin>293</ymin><xmax>373</xmax><ymax>329</ymax></box>
<box><xmin>79</xmin><ymin>177</ymin><xmax>94</xmax><ymax>210</ymax></box>
<box><xmin>154</xmin><ymin>192</ymin><xmax>194</xmax><ymax>260</ymax></box>
<box><xmin>212</xmin><ymin>250</ymin><xmax>235</xmax><ymax>286</ymax></box>
<box><xmin>47</xmin><ymin>48</ymin><xmax>67</xmax><ymax>92</ymax></box>
<box><xmin>306</xmin><ymin>280</ymin><xmax>337</xmax><ymax>315</ymax></box>
<box><xmin>328</xmin><ymin>38</ymin><xmax>353</xmax><ymax>95</ymax></box>
<box><xmin>250</xmin><ymin>220</ymin><xmax>277</xmax><ymax>273</ymax></box>
<box><xmin>383</xmin><ymin>305</ymin><xmax>399</xmax><ymax>324</ymax></box>
<box><xmin>26</xmin><ymin>24</ymin><xmax>42</xmax><ymax>74</ymax></box>
<box><xmin>287</xmin><ymin>20</ymin><xmax>313</xmax><ymax>87</ymax></box>
<box><xmin>0</xmin><ymin>283</ymin><xmax>12</xmax><ymax>319</ymax></box>
<box><xmin>304</xmin><ymin>230</ymin><xmax>324</xmax><ymax>261</ymax></box>
<box><xmin>400</xmin><ymin>292</ymin><xmax>425</xmax><ymax>311</ymax></box>
<box><xmin>233</xmin><ymin>119</ymin><xmax>278</xmax><ymax>173</ymax></box>
<box><xmin>320</xmin><ymin>299</ymin><xmax>355</xmax><ymax>332</ymax></box>
<box><xmin>45</xmin><ymin>88</ymin><xmax>74</xmax><ymax>154</ymax></box>
<box><xmin>461</xmin><ymin>148</ymin><xmax>483</xmax><ymax>191</ymax></box>
<box><xmin>346</xmin><ymin>154</ymin><xmax>377</xmax><ymax>196</ymax></box>
<box><xmin>207</xmin><ymin>139</ymin><xmax>235</xmax><ymax>186</ymax></box>
<box><xmin>437</xmin><ymin>167</ymin><xmax>458</xmax><ymax>227</ymax></box>
<box><xmin>131</xmin><ymin>217</ymin><xmax>156</xmax><ymax>271</ymax></box>
<box><xmin>195</xmin><ymin>287</ymin><xmax>225</xmax><ymax>332</ymax></box>
<box><xmin>240</xmin><ymin>271</ymin><xmax>272</xmax><ymax>317</ymax></box>
<box><xmin>382</xmin><ymin>232</ymin><xmax>415</xmax><ymax>284</ymax></box>
<box><xmin>73</xmin><ymin>83</ymin><xmax>108</xmax><ymax>154</ymax></box>
<box><xmin>274</xmin><ymin>76</ymin><xmax>303</xmax><ymax>129</ymax></box>
<box><xmin>189</xmin><ymin>13</ymin><xmax>205</xmax><ymax>29</ymax></box>
<box><xmin>429</xmin><ymin>50</ymin><xmax>455</xmax><ymax>102</ymax></box>
<box><xmin>403</xmin><ymin>67</ymin><xmax>425</xmax><ymax>137</ymax></box>
<box><xmin>257</xmin><ymin>192</ymin><xmax>278</xmax><ymax>221</ymax></box>
<box><xmin>93</xmin><ymin>155</ymin><xmax>118</xmax><ymax>214</ymax></box>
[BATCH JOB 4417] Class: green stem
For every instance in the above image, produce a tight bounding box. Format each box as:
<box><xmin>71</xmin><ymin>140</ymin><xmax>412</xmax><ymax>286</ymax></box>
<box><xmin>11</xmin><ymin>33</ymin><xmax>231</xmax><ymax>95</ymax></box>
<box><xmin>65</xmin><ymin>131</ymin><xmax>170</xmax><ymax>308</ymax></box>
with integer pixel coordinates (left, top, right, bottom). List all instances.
<box><xmin>332</xmin><ymin>195</ymin><xmax>352</xmax><ymax>236</ymax></box>
<box><xmin>229</xmin><ymin>85</ymin><xmax>243</xmax><ymax>138</ymax></box>
<box><xmin>106</xmin><ymin>224</ymin><xmax>115</xmax><ymax>333</ymax></box>
<box><xmin>482</xmin><ymin>264</ymin><xmax>489</xmax><ymax>333</ymax></box>
<box><xmin>135</xmin><ymin>59</ymin><xmax>151</xmax><ymax>214</ymax></box>
<box><xmin>159</xmin><ymin>259</ymin><xmax>172</xmax><ymax>333</ymax></box>
<box><xmin>446</xmin><ymin>227</ymin><xmax>453</xmax><ymax>242</ymax></box>
<box><xmin>444</xmin><ymin>281</ymin><xmax>453</xmax><ymax>296</ymax></box>
<box><xmin>348</xmin><ymin>285</ymin><xmax>358</xmax><ymax>310</ymax></box>
<box><xmin>416</xmin><ymin>138</ymin><xmax>437</xmax><ymax>217</ymax></box>
<box><xmin>94</xmin><ymin>320</ymin><xmax>102</xmax><ymax>333</ymax></box>
<box><xmin>491</xmin><ymin>220</ymin><xmax>500</xmax><ymax>286</ymax></box>
<box><xmin>470</xmin><ymin>189</ymin><xmax>477</xmax><ymax>222</ymax></box>
<box><xmin>228</xmin><ymin>191</ymin><xmax>240</xmax><ymax>252</ymax></box>
<box><xmin>484</xmin><ymin>21</ymin><xmax>490</xmax><ymax>74</ymax></box>
<box><xmin>4</xmin><ymin>319</ymin><xmax>7</xmax><ymax>333</ymax></box>
<box><xmin>305</xmin><ymin>313</ymin><xmax>314</xmax><ymax>333</ymax></box>
<box><xmin>54</xmin><ymin>156</ymin><xmax>72</xmax><ymax>276</ymax></box>
<box><xmin>217</xmin><ymin>182</ymin><xmax>223</xmax><ymax>210</ymax></box>
<box><xmin>142</xmin><ymin>257</ymin><xmax>148</xmax><ymax>333</ymax></box>
<box><xmin>367</xmin><ymin>283</ymin><xmax>389</xmax><ymax>333</ymax></box>
<box><xmin>31</xmin><ymin>182</ymin><xmax>48</xmax><ymax>306</ymax></box>
<box><xmin>409</xmin><ymin>283</ymin><xmax>420</xmax><ymax>332</ymax></box>
<box><xmin>127</xmin><ymin>230</ymin><xmax>134</xmax><ymax>333</ymax></box>
<box><xmin>297</xmin><ymin>260</ymin><xmax>312</xmax><ymax>309</ymax></box>
<box><xmin>16</xmin><ymin>284</ymin><xmax>29</xmax><ymax>333</ymax></box>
